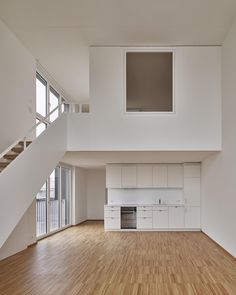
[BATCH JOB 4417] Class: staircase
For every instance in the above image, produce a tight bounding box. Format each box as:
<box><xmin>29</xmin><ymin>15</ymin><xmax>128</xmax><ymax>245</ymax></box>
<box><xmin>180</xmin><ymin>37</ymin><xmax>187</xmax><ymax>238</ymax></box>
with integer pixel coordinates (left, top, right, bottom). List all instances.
<box><xmin>0</xmin><ymin>112</ymin><xmax>68</xmax><ymax>249</ymax></box>
<box><xmin>0</xmin><ymin>141</ymin><xmax>32</xmax><ymax>173</ymax></box>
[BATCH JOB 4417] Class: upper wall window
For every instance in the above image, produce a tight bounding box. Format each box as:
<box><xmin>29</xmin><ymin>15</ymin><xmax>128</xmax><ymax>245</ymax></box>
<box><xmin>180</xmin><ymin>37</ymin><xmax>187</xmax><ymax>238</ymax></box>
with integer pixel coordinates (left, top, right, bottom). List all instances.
<box><xmin>126</xmin><ymin>51</ymin><xmax>173</xmax><ymax>113</ymax></box>
<box><xmin>36</xmin><ymin>73</ymin><xmax>47</xmax><ymax>117</ymax></box>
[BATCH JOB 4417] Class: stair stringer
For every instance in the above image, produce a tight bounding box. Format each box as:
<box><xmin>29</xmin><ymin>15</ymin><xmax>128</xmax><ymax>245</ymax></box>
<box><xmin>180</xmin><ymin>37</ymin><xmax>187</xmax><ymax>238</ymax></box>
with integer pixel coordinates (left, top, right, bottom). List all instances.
<box><xmin>0</xmin><ymin>114</ymin><xmax>67</xmax><ymax>248</ymax></box>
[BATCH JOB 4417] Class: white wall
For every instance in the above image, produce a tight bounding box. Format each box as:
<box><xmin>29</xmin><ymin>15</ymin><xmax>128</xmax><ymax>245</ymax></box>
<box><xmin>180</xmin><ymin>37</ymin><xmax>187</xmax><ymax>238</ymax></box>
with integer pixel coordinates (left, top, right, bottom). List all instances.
<box><xmin>201</xmin><ymin>16</ymin><xmax>236</xmax><ymax>257</ymax></box>
<box><xmin>0</xmin><ymin>200</ymin><xmax>36</xmax><ymax>261</ymax></box>
<box><xmin>67</xmin><ymin>46</ymin><xmax>221</xmax><ymax>151</ymax></box>
<box><xmin>0</xmin><ymin>19</ymin><xmax>36</xmax><ymax>152</ymax></box>
<box><xmin>72</xmin><ymin>167</ymin><xmax>87</xmax><ymax>225</ymax></box>
<box><xmin>86</xmin><ymin>169</ymin><xmax>106</xmax><ymax>220</ymax></box>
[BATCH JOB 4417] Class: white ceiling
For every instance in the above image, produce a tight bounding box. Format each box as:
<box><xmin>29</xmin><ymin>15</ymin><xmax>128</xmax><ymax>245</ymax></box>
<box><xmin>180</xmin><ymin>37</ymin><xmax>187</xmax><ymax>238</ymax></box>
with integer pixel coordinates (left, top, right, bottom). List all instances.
<box><xmin>0</xmin><ymin>0</ymin><xmax>236</xmax><ymax>102</ymax></box>
<box><xmin>62</xmin><ymin>151</ymin><xmax>216</xmax><ymax>169</ymax></box>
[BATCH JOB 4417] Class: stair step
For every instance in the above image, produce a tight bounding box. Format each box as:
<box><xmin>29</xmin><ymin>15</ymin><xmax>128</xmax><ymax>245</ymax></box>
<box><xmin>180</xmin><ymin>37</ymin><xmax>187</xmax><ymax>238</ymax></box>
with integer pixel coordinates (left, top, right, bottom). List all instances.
<box><xmin>11</xmin><ymin>146</ymin><xmax>24</xmax><ymax>153</ymax></box>
<box><xmin>18</xmin><ymin>141</ymin><xmax>32</xmax><ymax>147</ymax></box>
<box><xmin>4</xmin><ymin>154</ymin><xmax>18</xmax><ymax>160</ymax></box>
<box><xmin>0</xmin><ymin>162</ymin><xmax>10</xmax><ymax>168</ymax></box>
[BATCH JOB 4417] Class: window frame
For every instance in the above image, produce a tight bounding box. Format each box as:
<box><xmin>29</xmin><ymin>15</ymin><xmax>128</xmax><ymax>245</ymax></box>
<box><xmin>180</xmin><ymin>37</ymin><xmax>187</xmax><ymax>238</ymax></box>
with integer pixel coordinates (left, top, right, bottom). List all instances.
<box><xmin>36</xmin><ymin>71</ymin><xmax>69</xmax><ymax>137</ymax></box>
<box><xmin>36</xmin><ymin>164</ymin><xmax>72</xmax><ymax>240</ymax></box>
<box><xmin>123</xmin><ymin>48</ymin><xmax>176</xmax><ymax>116</ymax></box>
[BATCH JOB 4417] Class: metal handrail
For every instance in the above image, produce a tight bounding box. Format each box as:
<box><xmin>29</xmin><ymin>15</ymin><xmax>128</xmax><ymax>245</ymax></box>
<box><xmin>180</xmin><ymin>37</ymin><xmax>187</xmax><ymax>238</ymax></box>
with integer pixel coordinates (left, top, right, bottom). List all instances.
<box><xmin>0</xmin><ymin>103</ymin><xmax>63</xmax><ymax>160</ymax></box>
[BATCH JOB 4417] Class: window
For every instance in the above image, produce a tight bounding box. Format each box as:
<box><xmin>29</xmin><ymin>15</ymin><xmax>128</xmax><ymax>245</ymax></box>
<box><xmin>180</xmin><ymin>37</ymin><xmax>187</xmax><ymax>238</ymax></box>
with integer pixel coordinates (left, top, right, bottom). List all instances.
<box><xmin>61</xmin><ymin>167</ymin><xmax>71</xmax><ymax>227</ymax></box>
<box><xmin>36</xmin><ymin>73</ymin><xmax>47</xmax><ymax>117</ymax></box>
<box><xmin>126</xmin><ymin>51</ymin><xmax>173</xmax><ymax>113</ymax></box>
<box><xmin>49</xmin><ymin>87</ymin><xmax>59</xmax><ymax>122</ymax></box>
<box><xmin>36</xmin><ymin>182</ymin><xmax>47</xmax><ymax>237</ymax></box>
<box><xmin>35</xmin><ymin>72</ymin><xmax>69</xmax><ymax>137</ymax></box>
<box><xmin>36</xmin><ymin>165</ymin><xmax>72</xmax><ymax>238</ymax></box>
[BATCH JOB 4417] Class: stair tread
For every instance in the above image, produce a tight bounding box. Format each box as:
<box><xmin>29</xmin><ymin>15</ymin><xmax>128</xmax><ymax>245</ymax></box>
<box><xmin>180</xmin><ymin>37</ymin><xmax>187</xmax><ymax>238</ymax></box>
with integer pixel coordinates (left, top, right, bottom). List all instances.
<box><xmin>4</xmin><ymin>154</ymin><xmax>18</xmax><ymax>160</ymax></box>
<box><xmin>12</xmin><ymin>147</ymin><xmax>24</xmax><ymax>153</ymax></box>
<box><xmin>0</xmin><ymin>162</ymin><xmax>10</xmax><ymax>167</ymax></box>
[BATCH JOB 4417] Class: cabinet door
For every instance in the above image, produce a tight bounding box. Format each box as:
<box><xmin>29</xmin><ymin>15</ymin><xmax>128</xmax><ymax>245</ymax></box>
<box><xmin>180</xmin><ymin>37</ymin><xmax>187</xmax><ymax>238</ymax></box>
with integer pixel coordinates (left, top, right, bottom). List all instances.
<box><xmin>153</xmin><ymin>165</ymin><xmax>168</xmax><ymax>187</ymax></box>
<box><xmin>137</xmin><ymin>165</ymin><xmax>153</xmax><ymax>188</ymax></box>
<box><xmin>185</xmin><ymin>206</ymin><xmax>200</xmax><ymax>228</ymax></box>
<box><xmin>104</xmin><ymin>210</ymin><xmax>120</xmax><ymax>218</ymax></box>
<box><xmin>168</xmin><ymin>165</ymin><xmax>183</xmax><ymax>188</ymax></box>
<box><xmin>137</xmin><ymin>210</ymin><xmax>153</xmax><ymax>218</ymax></box>
<box><xmin>153</xmin><ymin>210</ymin><xmax>169</xmax><ymax>229</ymax></box>
<box><xmin>169</xmin><ymin>206</ymin><xmax>185</xmax><ymax>228</ymax></box>
<box><xmin>106</xmin><ymin>165</ymin><xmax>122</xmax><ymax>188</ymax></box>
<box><xmin>137</xmin><ymin>217</ymin><xmax>152</xmax><ymax>229</ymax></box>
<box><xmin>184</xmin><ymin>178</ymin><xmax>200</xmax><ymax>206</ymax></box>
<box><xmin>104</xmin><ymin>217</ymin><xmax>120</xmax><ymax>230</ymax></box>
<box><xmin>122</xmin><ymin>166</ymin><xmax>137</xmax><ymax>188</ymax></box>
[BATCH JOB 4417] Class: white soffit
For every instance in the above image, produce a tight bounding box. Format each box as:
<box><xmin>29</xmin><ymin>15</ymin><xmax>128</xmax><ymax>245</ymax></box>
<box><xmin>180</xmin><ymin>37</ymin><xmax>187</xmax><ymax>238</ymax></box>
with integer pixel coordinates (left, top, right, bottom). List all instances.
<box><xmin>62</xmin><ymin>151</ymin><xmax>217</xmax><ymax>169</ymax></box>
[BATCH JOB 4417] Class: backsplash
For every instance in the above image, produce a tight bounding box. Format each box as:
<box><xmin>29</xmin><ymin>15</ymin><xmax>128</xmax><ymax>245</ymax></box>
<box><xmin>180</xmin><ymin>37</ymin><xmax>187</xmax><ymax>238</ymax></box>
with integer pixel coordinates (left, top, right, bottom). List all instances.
<box><xmin>108</xmin><ymin>188</ymin><xmax>184</xmax><ymax>205</ymax></box>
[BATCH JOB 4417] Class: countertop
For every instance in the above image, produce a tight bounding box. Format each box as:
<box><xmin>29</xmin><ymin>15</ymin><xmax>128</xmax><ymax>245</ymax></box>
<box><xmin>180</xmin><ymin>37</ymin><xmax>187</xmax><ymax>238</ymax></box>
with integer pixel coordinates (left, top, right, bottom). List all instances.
<box><xmin>104</xmin><ymin>203</ymin><xmax>184</xmax><ymax>207</ymax></box>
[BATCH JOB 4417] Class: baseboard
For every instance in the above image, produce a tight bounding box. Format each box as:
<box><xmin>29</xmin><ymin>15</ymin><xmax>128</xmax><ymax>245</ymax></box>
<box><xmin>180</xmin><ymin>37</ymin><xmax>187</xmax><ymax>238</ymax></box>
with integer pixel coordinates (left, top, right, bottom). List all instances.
<box><xmin>28</xmin><ymin>241</ymin><xmax>37</xmax><ymax>248</ymax></box>
<box><xmin>73</xmin><ymin>219</ymin><xmax>104</xmax><ymax>226</ymax></box>
<box><xmin>73</xmin><ymin>220</ymin><xmax>87</xmax><ymax>226</ymax></box>
<box><xmin>86</xmin><ymin>219</ymin><xmax>104</xmax><ymax>221</ymax></box>
<box><xmin>201</xmin><ymin>230</ymin><xmax>236</xmax><ymax>260</ymax></box>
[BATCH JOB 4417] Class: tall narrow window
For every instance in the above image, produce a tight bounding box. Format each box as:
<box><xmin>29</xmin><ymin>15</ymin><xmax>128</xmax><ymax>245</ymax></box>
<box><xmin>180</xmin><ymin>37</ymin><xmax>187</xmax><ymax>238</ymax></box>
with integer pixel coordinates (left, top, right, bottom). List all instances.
<box><xmin>36</xmin><ymin>182</ymin><xmax>47</xmax><ymax>237</ymax></box>
<box><xmin>126</xmin><ymin>52</ymin><xmax>173</xmax><ymax>112</ymax></box>
<box><xmin>49</xmin><ymin>87</ymin><xmax>59</xmax><ymax>122</ymax></box>
<box><xmin>61</xmin><ymin>167</ymin><xmax>71</xmax><ymax>227</ymax></box>
<box><xmin>49</xmin><ymin>167</ymin><xmax>60</xmax><ymax>232</ymax></box>
<box><xmin>36</xmin><ymin>73</ymin><xmax>47</xmax><ymax>117</ymax></box>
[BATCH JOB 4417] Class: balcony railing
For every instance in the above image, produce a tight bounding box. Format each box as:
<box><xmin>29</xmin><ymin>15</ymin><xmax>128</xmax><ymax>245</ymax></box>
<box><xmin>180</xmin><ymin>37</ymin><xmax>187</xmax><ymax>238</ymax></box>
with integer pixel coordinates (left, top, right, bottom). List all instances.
<box><xmin>36</xmin><ymin>199</ymin><xmax>67</xmax><ymax>237</ymax></box>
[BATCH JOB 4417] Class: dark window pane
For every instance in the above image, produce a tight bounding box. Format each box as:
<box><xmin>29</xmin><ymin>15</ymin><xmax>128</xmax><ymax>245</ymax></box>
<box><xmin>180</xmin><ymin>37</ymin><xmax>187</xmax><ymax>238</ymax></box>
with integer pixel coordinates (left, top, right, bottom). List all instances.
<box><xmin>126</xmin><ymin>52</ymin><xmax>173</xmax><ymax>112</ymax></box>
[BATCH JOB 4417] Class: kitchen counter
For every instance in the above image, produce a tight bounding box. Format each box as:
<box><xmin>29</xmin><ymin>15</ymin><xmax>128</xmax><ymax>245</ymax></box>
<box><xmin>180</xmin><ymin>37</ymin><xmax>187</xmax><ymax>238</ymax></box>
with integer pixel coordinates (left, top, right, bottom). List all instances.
<box><xmin>104</xmin><ymin>204</ymin><xmax>185</xmax><ymax>207</ymax></box>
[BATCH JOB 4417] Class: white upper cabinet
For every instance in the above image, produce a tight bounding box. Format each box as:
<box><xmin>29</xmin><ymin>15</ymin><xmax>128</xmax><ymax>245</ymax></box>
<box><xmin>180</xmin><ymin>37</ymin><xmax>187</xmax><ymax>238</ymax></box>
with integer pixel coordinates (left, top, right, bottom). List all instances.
<box><xmin>184</xmin><ymin>178</ymin><xmax>201</xmax><ymax>206</ymax></box>
<box><xmin>153</xmin><ymin>165</ymin><xmax>168</xmax><ymax>187</ymax></box>
<box><xmin>167</xmin><ymin>165</ymin><xmax>183</xmax><ymax>188</ymax></box>
<box><xmin>121</xmin><ymin>166</ymin><xmax>137</xmax><ymax>188</ymax></box>
<box><xmin>106</xmin><ymin>164</ymin><xmax>186</xmax><ymax>188</ymax></box>
<box><xmin>137</xmin><ymin>165</ymin><xmax>153</xmax><ymax>188</ymax></box>
<box><xmin>106</xmin><ymin>165</ymin><xmax>122</xmax><ymax>188</ymax></box>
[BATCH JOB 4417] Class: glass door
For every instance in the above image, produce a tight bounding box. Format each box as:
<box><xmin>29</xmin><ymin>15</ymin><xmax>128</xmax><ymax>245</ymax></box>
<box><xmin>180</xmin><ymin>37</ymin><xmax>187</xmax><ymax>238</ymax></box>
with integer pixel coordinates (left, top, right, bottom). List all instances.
<box><xmin>49</xmin><ymin>167</ymin><xmax>60</xmax><ymax>232</ymax></box>
<box><xmin>36</xmin><ymin>165</ymin><xmax>71</xmax><ymax>239</ymax></box>
<box><xmin>36</xmin><ymin>182</ymin><xmax>47</xmax><ymax>237</ymax></box>
<box><xmin>61</xmin><ymin>167</ymin><xmax>71</xmax><ymax>227</ymax></box>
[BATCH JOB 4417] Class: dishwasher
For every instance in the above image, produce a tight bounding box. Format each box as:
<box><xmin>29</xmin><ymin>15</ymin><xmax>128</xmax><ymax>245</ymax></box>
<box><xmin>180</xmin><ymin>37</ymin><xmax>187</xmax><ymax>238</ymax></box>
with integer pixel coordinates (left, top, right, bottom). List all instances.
<box><xmin>121</xmin><ymin>207</ymin><xmax>137</xmax><ymax>229</ymax></box>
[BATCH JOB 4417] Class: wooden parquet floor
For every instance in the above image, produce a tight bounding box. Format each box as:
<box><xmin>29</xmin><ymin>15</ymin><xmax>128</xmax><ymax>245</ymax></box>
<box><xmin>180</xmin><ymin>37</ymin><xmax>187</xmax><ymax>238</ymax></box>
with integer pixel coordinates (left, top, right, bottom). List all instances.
<box><xmin>0</xmin><ymin>221</ymin><xmax>236</xmax><ymax>295</ymax></box>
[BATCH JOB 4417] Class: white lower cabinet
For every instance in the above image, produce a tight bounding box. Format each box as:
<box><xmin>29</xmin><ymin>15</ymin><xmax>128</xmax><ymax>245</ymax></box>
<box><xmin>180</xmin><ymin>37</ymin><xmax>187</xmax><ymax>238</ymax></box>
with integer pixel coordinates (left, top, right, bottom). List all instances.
<box><xmin>169</xmin><ymin>206</ymin><xmax>185</xmax><ymax>228</ymax></box>
<box><xmin>137</xmin><ymin>217</ymin><xmax>152</xmax><ymax>229</ymax></box>
<box><xmin>104</xmin><ymin>205</ymin><xmax>200</xmax><ymax>231</ymax></box>
<box><xmin>104</xmin><ymin>217</ymin><xmax>120</xmax><ymax>230</ymax></box>
<box><xmin>104</xmin><ymin>206</ymin><xmax>121</xmax><ymax>230</ymax></box>
<box><xmin>185</xmin><ymin>206</ymin><xmax>200</xmax><ymax>228</ymax></box>
<box><xmin>153</xmin><ymin>207</ymin><xmax>169</xmax><ymax>229</ymax></box>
